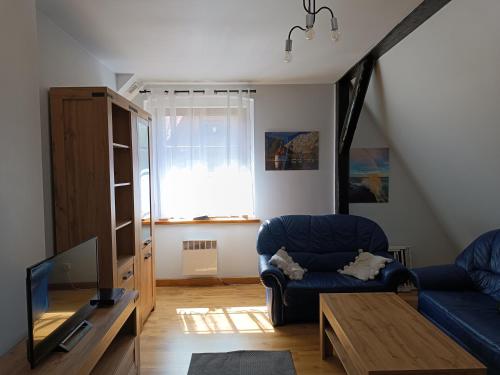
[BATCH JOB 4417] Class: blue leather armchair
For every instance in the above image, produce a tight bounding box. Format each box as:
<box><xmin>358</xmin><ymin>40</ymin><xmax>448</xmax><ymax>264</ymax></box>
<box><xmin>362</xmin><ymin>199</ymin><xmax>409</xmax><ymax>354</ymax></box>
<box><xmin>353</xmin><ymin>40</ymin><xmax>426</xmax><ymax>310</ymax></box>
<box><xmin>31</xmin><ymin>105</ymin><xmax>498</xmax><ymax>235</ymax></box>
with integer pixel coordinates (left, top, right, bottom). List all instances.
<box><xmin>410</xmin><ymin>229</ymin><xmax>500</xmax><ymax>374</ymax></box>
<box><xmin>257</xmin><ymin>214</ymin><xmax>408</xmax><ymax>326</ymax></box>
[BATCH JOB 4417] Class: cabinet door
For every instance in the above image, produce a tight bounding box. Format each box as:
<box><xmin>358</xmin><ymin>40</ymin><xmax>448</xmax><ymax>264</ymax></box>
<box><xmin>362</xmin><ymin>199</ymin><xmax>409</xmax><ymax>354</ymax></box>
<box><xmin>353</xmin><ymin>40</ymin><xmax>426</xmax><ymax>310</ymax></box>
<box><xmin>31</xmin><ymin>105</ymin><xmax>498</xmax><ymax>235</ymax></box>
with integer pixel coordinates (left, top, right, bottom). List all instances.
<box><xmin>140</xmin><ymin>243</ymin><xmax>154</xmax><ymax>324</ymax></box>
<box><xmin>137</xmin><ymin>117</ymin><xmax>155</xmax><ymax>325</ymax></box>
<box><xmin>137</xmin><ymin>117</ymin><xmax>152</xmax><ymax>244</ymax></box>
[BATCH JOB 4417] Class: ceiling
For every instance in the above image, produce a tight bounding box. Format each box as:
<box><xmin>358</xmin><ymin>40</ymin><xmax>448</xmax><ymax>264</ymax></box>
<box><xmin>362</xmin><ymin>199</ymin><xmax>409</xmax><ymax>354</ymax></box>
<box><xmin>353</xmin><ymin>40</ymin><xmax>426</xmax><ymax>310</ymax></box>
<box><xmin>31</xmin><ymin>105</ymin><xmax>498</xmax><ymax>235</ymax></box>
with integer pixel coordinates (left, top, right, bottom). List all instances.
<box><xmin>37</xmin><ymin>0</ymin><xmax>421</xmax><ymax>84</ymax></box>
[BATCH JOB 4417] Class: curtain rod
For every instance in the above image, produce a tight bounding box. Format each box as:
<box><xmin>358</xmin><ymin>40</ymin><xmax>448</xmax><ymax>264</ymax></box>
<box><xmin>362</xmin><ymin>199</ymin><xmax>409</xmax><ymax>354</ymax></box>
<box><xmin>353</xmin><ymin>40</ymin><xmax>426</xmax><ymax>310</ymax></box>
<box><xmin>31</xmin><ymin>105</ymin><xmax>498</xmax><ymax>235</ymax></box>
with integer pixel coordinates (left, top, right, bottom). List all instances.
<box><xmin>140</xmin><ymin>89</ymin><xmax>256</xmax><ymax>95</ymax></box>
<box><xmin>214</xmin><ymin>89</ymin><xmax>257</xmax><ymax>94</ymax></box>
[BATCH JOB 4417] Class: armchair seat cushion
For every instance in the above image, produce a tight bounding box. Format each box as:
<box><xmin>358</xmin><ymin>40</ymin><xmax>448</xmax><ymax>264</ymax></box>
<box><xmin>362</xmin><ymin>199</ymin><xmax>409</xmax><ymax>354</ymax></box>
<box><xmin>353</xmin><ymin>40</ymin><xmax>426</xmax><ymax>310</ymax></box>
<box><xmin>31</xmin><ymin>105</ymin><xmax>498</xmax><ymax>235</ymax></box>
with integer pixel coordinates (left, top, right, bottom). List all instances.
<box><xmin>283</xmin><ymin>271</ymin><xmax>387</xmax><ymax>307</ymax></box>
<box><xmin>419</xmin><ymin>290</ymin><xmax>500</xmax><ymax>370</ymax></box>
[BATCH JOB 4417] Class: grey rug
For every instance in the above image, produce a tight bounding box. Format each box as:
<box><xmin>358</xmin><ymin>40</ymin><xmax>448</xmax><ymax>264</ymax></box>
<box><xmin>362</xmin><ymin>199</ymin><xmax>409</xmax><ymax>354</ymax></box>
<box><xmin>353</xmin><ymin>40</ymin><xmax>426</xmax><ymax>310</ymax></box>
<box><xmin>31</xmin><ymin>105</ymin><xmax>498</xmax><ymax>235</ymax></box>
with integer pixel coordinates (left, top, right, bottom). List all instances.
<box><xmin>187</xmin><ymin>350</ymin><xmax>297</xmax><ymax>375</ymax></box>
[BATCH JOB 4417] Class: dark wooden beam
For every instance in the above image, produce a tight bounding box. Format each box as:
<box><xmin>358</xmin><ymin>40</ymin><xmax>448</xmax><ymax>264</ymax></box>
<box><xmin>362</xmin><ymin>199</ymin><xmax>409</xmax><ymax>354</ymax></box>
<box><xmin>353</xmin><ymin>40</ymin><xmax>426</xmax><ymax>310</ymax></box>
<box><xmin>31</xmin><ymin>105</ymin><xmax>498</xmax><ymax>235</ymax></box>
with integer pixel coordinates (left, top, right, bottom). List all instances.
<box><xmin>339</xmin><ymin>60</ymin><xmax>374</xmax><ymax>155</ymax></box>
<box><xmin>337</xmin><ymin>59</ymin><xmax>374</xmax><ymax>214</ymax></box>
<box><xmin>341</xmin><ymin>0</ymin><xmax>452</xmax><ymax>81</ymax></box>
<box><xmin>335</xmin><ymin>0</ymin><xmax>452</xmax><ymax>213</ymax></box>
<box><xmin>336</xmin><ymin>75</ymin><xmax>350</xmax><ymax>214</ymax></box>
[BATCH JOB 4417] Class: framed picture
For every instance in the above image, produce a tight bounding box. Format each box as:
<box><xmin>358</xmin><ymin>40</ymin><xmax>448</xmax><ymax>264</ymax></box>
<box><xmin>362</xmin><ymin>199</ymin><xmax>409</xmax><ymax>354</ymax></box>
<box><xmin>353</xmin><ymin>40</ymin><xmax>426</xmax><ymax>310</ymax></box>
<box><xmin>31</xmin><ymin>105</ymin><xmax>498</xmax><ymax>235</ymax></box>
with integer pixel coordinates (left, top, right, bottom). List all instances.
<box><xmin>265</xmin><ymin>131</ymin><xmax>319</xmax><ymax>170</ymax></box>
<box><xmin>349</xmin><ymin>148</ymin><xmax>389</xmax><ymax>203</ymax></box>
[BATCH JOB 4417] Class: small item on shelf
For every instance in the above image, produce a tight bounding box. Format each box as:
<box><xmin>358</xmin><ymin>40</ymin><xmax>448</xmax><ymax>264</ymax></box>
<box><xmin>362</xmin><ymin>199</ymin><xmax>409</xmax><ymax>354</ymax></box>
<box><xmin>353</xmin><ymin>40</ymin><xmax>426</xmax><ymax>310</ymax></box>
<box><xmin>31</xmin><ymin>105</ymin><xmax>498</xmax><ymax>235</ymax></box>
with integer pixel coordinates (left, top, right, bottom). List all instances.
<box><xmin>193</xmin><ymin>215</ymin><xmax>210</xmax><ymax>220</ymax></box>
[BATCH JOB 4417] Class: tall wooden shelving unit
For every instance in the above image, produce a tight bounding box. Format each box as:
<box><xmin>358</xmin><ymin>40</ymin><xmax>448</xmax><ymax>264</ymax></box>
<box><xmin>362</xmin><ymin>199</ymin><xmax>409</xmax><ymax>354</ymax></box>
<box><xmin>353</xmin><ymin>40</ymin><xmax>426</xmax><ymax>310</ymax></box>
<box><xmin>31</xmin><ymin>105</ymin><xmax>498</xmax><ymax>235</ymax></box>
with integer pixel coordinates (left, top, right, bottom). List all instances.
<box><xmin>111</xmin><ymin>102</ymin><xmax>136</xmax><ymax>292</ymax></box>
<box><xmin>49</xmin><ymin>87</ymin><xmax>156</xmax><ymax>327</ymax></box>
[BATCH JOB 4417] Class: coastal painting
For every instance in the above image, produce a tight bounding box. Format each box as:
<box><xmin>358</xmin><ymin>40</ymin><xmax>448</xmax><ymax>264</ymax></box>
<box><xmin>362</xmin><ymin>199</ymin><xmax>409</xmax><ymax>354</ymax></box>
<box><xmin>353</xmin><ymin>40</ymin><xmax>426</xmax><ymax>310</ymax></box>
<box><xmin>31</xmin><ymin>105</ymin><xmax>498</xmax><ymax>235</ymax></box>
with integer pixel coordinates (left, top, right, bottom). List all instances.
<box><xmin>265</xmin><ymin>131</ymin><xmax>319</xmax><ymax>170</ymax></box>
<box><xmin>349</xmin><ymin>148</ymin><xmax>389</xmax><ymax>203</ymax></box>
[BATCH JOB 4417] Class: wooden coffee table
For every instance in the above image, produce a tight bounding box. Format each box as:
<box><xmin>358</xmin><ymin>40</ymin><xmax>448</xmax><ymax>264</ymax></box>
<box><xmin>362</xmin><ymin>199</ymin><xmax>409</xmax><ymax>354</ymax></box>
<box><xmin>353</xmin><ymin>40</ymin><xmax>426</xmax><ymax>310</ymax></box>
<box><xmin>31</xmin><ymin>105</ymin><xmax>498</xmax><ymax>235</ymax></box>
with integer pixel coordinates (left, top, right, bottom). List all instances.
<box><xmin>320</xmin><ymin>293</ymin><xmax>486</xmax><ymax>375</ymax></box>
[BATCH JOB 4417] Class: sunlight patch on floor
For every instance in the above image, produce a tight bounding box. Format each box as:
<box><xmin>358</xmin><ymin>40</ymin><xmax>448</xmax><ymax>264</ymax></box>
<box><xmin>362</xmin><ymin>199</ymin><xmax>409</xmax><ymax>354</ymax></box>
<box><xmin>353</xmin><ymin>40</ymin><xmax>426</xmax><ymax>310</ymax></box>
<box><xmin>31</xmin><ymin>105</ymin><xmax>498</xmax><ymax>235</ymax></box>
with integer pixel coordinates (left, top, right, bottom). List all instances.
<box><xmin>176</xmin><ymin>306</ymin><xmax>274</xmax><ymax>334</ymax></box>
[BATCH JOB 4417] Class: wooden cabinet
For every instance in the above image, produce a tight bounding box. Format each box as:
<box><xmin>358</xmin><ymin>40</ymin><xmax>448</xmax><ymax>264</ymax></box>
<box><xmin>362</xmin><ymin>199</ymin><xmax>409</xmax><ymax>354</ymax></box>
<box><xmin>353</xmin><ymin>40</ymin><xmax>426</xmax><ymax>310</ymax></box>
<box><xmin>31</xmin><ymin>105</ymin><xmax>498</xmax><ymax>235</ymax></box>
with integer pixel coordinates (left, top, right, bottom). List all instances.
<box><xmin>50</xmin><ymin>87</ymin><xmax>156</xmax><ymax>326</ymax></box>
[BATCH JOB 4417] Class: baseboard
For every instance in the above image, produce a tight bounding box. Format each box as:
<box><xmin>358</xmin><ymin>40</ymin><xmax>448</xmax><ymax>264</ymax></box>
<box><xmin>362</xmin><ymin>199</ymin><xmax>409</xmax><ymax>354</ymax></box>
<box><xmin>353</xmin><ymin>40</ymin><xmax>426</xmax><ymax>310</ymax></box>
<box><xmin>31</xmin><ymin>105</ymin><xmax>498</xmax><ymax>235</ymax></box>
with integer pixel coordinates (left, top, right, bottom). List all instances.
<box><xmin>156</xmin><ymin>277</ymin><xmax>261</xmax><ymax>287</ymax></box>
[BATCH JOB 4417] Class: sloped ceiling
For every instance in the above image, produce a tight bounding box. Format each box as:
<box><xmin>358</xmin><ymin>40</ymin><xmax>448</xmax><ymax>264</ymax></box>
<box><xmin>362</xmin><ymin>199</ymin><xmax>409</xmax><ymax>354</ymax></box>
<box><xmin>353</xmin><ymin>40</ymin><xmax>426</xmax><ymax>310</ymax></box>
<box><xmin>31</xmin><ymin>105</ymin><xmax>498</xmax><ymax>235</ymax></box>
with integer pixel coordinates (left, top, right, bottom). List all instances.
<box><xmin>36</xmin><ymin>0</ymin><xmax>421</xmax><ymax>83</ymax></box>
<box><xmin>364</xmin><ymin>0</ymin><xmax>500</xmax><ymax>251</ymax></box>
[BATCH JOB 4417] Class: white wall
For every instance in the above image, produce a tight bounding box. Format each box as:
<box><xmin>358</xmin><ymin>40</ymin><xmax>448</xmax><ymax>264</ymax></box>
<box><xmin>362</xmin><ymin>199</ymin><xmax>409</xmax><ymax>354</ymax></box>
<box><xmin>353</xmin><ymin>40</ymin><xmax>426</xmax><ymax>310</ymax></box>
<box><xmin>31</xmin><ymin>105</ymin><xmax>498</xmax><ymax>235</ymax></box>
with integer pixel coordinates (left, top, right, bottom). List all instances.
<box><xmin>152</xmin><ymin>84</ymin><xmax>335</xmax><ymax>279</ymax></box>
<box><xmin>254</xmin><ymin>85</ymin><xmax>335</xmax><ymax>219</ymax></box>
<box><xmin>364</xmin><ymin>0</ymin><xmax>500</xmax><ymax>252</ymax></box>
<box><xmin>0</xmin><ymin>0</ymin><xmax>46</xmax><ymax>355</ymax></box>
<box><xmin>156</xmin><ymin>224</ymin><xmax>261</xmax><ymax>278</ymax></box>
<box><xmin>37</xmin><ymin>10</ymin><xmax>116</xmax><ymax>255</ymax></box>
<box><xmin>350</xmin><ymin>108</ymin><xmax>456</xmax><ymax>266</ymax></box>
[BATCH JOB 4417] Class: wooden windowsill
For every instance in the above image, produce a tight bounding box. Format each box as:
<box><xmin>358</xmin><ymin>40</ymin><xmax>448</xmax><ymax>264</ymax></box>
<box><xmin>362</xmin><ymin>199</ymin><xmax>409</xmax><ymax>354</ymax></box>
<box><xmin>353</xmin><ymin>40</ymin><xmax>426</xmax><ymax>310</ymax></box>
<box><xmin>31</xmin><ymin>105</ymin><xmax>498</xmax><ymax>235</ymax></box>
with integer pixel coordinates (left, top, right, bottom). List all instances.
<box><xmin>154</xmin><ymin>217</ymin><xmax>261</xmax><ymax>225</ymax></box>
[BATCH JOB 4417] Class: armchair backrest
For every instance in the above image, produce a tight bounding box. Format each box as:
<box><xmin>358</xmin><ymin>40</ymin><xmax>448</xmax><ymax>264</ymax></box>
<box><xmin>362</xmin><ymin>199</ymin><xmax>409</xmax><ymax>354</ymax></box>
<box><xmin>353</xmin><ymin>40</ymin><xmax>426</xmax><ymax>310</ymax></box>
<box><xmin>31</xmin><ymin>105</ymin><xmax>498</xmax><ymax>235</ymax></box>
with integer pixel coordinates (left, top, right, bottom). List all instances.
<box><xmin>456</xmin><ymin>229</ymin><xmax>500</xmax><ymax>300</ymax></box>
<box><xmin>256</xmin><ymin>214</ymin><xmax>388</xmax><ymax>256</ymax></box>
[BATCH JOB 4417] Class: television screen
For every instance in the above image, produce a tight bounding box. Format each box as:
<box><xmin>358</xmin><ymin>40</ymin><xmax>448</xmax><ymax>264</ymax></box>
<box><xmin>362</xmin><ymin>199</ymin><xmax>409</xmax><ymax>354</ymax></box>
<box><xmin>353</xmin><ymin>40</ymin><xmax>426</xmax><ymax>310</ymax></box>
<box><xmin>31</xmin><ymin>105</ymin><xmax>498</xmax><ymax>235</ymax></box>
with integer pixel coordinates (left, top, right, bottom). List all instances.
<box><xmin>26</xmin><ymin>237</ymin><xmax>98</xmax><ymax>367</ymax></box>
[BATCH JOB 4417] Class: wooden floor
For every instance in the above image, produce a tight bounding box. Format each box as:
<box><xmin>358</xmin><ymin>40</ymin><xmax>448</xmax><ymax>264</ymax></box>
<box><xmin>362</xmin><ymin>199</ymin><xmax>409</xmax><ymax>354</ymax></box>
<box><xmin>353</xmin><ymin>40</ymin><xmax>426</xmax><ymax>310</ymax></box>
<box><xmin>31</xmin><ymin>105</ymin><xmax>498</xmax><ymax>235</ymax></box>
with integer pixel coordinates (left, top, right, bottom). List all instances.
<box><xmin>140</xmin><ymin>284</ymin><xmax>345</xmax><ymax>374</ymax></box>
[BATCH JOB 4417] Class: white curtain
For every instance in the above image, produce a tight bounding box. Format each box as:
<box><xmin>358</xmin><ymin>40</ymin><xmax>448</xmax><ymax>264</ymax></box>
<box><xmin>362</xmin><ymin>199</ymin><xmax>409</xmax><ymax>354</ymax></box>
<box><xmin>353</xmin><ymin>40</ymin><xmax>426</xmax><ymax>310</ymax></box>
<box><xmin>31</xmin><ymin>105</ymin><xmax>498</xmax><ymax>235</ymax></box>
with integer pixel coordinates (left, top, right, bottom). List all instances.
<box><xmin>145</xmin><ymin>90</ymin><xmax>255</xmax><ymax>219</ymax></box>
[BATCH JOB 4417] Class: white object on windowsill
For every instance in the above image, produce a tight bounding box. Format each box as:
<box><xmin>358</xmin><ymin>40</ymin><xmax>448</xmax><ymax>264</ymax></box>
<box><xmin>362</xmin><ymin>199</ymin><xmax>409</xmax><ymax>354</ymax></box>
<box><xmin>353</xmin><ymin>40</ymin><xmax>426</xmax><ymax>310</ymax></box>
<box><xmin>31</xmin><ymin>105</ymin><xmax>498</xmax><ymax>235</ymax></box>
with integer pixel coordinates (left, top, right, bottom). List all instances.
<box><xmin>338</xmin><ymin>250</ymin><xmax>393</xmax><ymax>281</ymax></box>
<box><xmin>270</xmin><ymin>247</ymin><xmax>307</xmax><ymax>280</ymax></box>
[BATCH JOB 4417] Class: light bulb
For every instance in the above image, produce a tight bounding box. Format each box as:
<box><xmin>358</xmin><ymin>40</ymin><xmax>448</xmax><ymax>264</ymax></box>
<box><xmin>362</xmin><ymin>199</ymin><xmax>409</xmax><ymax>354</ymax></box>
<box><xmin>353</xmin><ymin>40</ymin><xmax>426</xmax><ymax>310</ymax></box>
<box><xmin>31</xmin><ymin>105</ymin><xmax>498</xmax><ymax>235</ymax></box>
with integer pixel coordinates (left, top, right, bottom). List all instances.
<box><xmin>330</xmin><ymin>16</ymin><xmax>340</xmax><ymax>42</ymax></box>
<box><xmin>305</xmin><ymin>13</ymin><xmax>315</xmax><ymax>40</ymax></box>
<box><xmin>284</xmin><ymin>39</ymin><xmax>293</xmax><ymax>63</ymax></box>
<box><xmin>305</xmin><ymin>27</ymin><xmax>315</xmax><ymax>40</ymax></box>
<box><xmin>330</xmin><ymin>29</ymin><xmax>340</xmax><ymax>42</ymax></box>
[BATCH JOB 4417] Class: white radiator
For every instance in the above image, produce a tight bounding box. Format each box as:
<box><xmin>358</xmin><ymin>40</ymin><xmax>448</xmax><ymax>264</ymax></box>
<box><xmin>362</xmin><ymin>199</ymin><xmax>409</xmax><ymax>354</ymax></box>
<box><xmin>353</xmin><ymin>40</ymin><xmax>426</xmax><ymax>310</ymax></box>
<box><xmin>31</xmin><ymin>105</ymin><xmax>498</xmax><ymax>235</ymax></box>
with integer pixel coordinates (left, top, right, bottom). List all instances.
<box><xmin>182</xmin><ymin>240</ymin><xmax>218</xmax><ymax>276</ymax></box>
<box><xmin>388</xmin><ymin>245</ymin><xmax>414</xmax><ymax>291</ymax></box>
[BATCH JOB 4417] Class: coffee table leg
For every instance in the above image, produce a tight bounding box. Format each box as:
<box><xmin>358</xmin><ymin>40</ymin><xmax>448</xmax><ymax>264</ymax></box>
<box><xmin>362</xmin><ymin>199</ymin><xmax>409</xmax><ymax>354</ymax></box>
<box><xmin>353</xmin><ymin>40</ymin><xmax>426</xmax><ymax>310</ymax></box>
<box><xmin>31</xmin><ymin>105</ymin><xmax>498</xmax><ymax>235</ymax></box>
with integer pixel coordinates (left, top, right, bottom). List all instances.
<box><xmin>320</xmin><ymin>305</ymin><xmax>333</xmax><ymax>359</ymax></box>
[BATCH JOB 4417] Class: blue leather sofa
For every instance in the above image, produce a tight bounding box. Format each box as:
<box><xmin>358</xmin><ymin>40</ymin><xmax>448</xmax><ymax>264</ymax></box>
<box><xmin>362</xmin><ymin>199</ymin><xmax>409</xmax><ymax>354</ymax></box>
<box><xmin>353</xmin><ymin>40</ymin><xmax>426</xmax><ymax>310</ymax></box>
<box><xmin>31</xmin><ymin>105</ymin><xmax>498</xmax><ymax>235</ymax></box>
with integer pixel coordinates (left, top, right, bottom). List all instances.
<box><xmin>257</xmin><ymin>214</ymin><xmax>408</xmax><ymax>326</ymax></box>
<box><xmin>410</xmin><ymin>229</ymin><xmax>500</xmax><ymax>374</ymax></box>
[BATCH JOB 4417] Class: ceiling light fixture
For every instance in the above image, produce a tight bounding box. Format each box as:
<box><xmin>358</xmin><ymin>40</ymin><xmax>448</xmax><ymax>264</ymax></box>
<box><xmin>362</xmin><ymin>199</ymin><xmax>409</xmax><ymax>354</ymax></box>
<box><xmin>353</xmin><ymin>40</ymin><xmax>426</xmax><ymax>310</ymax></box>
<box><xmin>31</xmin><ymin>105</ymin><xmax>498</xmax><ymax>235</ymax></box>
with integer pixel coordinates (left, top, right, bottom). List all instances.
<box><xmin>284</xmin><ymin>0</ymin><xmax>340</xmax><ymax>63</ymax></box>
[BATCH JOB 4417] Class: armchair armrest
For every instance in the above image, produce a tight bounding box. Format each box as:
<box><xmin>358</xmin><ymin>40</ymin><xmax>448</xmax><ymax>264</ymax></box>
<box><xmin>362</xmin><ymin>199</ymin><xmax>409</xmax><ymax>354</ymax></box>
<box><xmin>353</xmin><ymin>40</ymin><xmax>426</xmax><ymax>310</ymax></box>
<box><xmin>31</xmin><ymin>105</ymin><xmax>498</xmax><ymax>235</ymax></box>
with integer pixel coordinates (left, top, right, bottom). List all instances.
<box><xmin>258</xmin><ymin>254</ymin><xmax>287</xmax><ymax>326</ymax></box>
<box><xmin>258</xmin><ymin>254</ymin><xmax>287</xmax><ymax>290</ymax></box>
<box><xmin>410</xmin><ymin>264</ymin><xmax>474</xmax><ymax>291</ymax></box>
<box><xmin>375</xmin><ymin>252</ymin><xmax>409</xmax><ymax>289</ymax></box>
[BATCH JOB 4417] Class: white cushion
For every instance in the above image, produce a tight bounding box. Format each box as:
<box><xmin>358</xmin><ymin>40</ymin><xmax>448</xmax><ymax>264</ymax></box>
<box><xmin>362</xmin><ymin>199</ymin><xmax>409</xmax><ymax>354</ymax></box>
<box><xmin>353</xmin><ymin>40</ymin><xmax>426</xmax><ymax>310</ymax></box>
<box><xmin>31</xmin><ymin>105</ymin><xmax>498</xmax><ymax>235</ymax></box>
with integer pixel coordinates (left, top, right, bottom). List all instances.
<box><xmin>338</xmin><ymin>251</ymin><xmax>393</xmax><ymax>281</ymax></box>
<box><xmin>270</xmin><ymin>247</ymin><xmax>307</xmax><ymax>280</ymax></box>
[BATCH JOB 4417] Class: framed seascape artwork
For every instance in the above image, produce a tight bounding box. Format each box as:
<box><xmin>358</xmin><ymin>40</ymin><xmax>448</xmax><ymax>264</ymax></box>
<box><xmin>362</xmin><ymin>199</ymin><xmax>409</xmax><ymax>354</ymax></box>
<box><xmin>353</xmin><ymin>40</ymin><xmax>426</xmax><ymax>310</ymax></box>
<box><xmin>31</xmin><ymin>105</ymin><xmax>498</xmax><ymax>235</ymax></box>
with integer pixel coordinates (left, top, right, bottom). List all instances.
<box><xmin>265</xmin><ymin>131</ymin><xmax>319</xmax><ymax>171</ymax></box>
<box><xmin>349</xmin><ymin>148</ymin><xmax>389</xmax><ymax>203</ymax></box>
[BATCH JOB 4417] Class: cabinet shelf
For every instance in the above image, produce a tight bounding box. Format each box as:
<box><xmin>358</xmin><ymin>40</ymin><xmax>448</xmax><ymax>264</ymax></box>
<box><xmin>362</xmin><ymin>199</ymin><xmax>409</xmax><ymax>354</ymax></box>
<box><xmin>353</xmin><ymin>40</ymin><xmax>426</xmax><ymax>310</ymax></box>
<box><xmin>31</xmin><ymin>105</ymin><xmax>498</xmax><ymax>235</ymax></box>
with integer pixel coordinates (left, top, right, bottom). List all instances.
<box><xmin>90</xmin><ymin>332</ymin><xmax>136</xmax><ymax>375</ymax></box>
<box><xmin>115</xmin><ymin>220</ymin><xmax>132</xmax><ymax>231</ymax></box>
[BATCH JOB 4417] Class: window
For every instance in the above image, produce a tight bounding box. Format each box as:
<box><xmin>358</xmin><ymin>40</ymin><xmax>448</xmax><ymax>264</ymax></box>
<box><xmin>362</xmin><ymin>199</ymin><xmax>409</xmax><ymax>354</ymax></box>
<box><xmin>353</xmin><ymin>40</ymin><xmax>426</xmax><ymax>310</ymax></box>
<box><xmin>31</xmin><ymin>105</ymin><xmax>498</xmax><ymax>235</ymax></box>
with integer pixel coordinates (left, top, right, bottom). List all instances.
<box><xmin>145</xmin><ymin>92</ymin><xmax>254</xmax><ymax>219</ymax></box>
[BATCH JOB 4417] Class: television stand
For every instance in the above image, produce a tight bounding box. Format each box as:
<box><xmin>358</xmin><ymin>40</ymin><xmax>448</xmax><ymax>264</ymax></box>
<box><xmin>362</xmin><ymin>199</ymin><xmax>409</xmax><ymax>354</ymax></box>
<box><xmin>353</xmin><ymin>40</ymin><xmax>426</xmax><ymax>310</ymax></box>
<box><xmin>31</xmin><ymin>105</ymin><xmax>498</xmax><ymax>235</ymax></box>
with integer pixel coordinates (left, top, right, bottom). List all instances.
<box><xmin>0</xmin><ymin>291</ymin><xmax>140</xmax><ymax>374</ymax></box>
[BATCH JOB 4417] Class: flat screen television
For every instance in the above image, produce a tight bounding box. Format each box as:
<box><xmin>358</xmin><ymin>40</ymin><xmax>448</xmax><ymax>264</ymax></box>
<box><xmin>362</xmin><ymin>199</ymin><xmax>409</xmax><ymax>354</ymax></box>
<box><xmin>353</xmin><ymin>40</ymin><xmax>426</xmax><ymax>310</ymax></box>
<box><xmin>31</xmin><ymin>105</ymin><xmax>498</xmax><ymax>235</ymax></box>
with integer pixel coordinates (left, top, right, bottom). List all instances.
<box><xmin>26</xmin><ymin>237</ymin><xmax>99</xmax><ymax>368</ymax></box>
